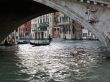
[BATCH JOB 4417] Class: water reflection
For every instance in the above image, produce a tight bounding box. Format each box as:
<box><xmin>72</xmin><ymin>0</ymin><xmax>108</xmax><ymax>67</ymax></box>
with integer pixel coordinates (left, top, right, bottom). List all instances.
<box><xmin>16</xmin><ymin>41</ymin><xmax>101</xmax><ymax>82</ymax></box>
<box><xmin>0</xmin><ymin>40</ymin><xmax>110</xmax><ymax>82</ymax></box>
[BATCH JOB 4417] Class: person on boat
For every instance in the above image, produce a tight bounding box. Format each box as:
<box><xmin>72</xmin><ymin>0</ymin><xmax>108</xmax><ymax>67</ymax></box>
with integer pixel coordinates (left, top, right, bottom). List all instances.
<box><xmin>4</xmin><ymin>39</ymin><xmax>9</xmax><ymax>46</ymax></box>
<box><xmin>49</xmin><ymin>34</ymin><xmax>52</xmax><ymax>42</ymax></box>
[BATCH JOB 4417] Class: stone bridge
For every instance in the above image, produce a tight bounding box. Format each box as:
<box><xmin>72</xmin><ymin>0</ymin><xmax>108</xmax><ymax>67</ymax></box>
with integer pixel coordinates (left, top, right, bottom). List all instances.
<box><xmin>0</xmin><ymin>0</ymin><xmax>110</xmax><ymax>47</ymax></box>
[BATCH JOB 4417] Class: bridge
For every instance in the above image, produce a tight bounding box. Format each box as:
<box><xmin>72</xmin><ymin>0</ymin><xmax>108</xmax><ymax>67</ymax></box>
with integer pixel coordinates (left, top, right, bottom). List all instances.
<box><xmin>0</xmin><ymin>0</ymin><xmax>110</xmax><ymax>47</ymax></box>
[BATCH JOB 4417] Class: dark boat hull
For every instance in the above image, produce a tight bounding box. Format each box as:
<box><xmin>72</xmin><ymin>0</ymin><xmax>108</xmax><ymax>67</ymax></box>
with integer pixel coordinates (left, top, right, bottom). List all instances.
<box><xmin>17</xmin><ymin>40</ymin><xmax>29</xmax><ymax>44</ymax></box>
<box><xmin>30</xmin><ymin>39</ymin><xmax>51</xmax><ymax>46</ymax></box>
<box><xmin>17</xmin><ymin>42</ymin><xmax>28</xmax><ymax>44</ymax></box>
<box><xmin>30</xmin><ymin>42</ymin><xmax>50</xmax><ymax>46</ymax></box>
<box><xmin>0</xmin><ymin>44</ymin><xmax>14</xmax><ymax>46</ymax></box>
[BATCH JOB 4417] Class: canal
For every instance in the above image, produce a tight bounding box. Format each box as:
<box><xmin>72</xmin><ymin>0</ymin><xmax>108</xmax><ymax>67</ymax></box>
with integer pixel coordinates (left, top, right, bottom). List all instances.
<box><xmin>0</xmin><ymin>40</ymin><xmax>110</xmax><ymax>82</ymax></box>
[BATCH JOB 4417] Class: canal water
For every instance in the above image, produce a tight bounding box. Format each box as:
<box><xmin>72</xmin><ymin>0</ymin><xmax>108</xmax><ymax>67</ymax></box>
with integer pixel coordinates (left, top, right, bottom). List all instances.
<box><xmin>0</xmin><ymin>40</ymin><xmax>110</xmax><ymax>82</ymax></box>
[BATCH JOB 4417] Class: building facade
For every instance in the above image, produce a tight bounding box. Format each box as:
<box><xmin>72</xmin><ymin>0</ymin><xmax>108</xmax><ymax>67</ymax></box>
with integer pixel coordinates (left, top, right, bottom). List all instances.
<box><xmin>17</xmin><ymin>21</ymin><xmax>31</xmax><ymax>40</ymax></box>
<box><xmin>52</xmin><ymin>12</ymin><xmax>61</xmax><ymax>38</ymax></box>
<box><xmin>55</xmin><ymin>12</ymin><xmax>82</xmax><ymax>40</ymax></box>
<box><xmin>82</xmin><ymin>28</ymin><xmax>97</xmax><ymax>40</ymax></box>
<box><xmin>31</xmin><ymin>13</ymin><xmax>53</xmax><ymax>40</ymax></box>
<box><xmin>53</xmin><ymin>12</ymin><xmax>97</xmax><ymax>40</ymax></box>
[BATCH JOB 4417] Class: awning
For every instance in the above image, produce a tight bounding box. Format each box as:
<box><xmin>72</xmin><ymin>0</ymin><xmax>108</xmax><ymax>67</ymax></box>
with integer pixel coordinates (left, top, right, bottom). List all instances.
<box><xmin>38</xmin><ymin>23</ymin><xmax>49</xmax><ymax>31</ymax></box>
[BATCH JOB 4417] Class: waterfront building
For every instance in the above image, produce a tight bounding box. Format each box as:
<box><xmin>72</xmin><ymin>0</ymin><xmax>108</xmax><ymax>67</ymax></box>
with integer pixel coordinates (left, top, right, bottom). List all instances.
<box><xmin>72</xmin><ymin>21</ymin><xmax>82</xmax><ymax>40</ymax></box>
<box><xmin>31</xmin><ymin>13</ymin><xmax>53</xmax><ymax>40</ymax></box>
<box><xmin>17</xmin><ymin>21</ymin><xmax>31</xmax><ymax>40</ymax></box>
<box><xmin>82</xmin><ymin>28</ymin><xmax>97</xmax><ymax>40</ymax></box>
<box><xmin>56</xmin><ymin>12</ymin><xmax>82</xmax><ymax>40</ymax></box>
<box><xmin>53</xmin><ymin>12</ymin><xmax>97</xmax><ymax>40</ymax></box>
<box><xmin>52</xmin><ymin>12</ymin><xmax>61</xmax><ymax>38</ymax></box>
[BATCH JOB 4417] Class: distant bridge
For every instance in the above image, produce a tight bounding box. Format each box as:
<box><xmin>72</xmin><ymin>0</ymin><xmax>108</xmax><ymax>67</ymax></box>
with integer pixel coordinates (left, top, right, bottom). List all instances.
<box><xmin>0</xmin><ymin>0</ymin><xmax>110</xmax><ymax>47</ymax></box>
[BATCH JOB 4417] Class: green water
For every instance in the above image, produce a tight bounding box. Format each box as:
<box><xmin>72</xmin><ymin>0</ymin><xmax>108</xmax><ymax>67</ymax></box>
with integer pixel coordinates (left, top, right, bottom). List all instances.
<box><xmin>0</xmin><ymin>40</ymin><xmax>110</xmax><ymax>82</ymax></box>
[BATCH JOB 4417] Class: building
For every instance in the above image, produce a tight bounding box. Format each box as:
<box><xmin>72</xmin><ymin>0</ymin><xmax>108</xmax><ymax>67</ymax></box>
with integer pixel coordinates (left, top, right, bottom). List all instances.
<box><xmin>72</xmin><ymin>21</ymin><xmax>82</xmax><ymax>40</ymax></box>
<box><xmin>56</xmin><ymin>12</ymin><xmax>82</xmax><ymax>40</ymax></box>
<box><xmin>52</xmin><ymin>12</ymin><xmax>61</xmax><ymax>38</ymax></box>
<box><xmin>17</xmin><ymin>21</ymin><xmax>31</xmax><ymax>40</ymax></box>
<box><xmin>53</xmin><ymin>12</ymin><xmax>97</xmax><ymax>40</ymax></box>
<box><xmin>31</xmin><ymin>13</ymin><xmax>53</xmax><ymax>40</ymax></box>
<box><xmin>82</xmin><ymin>28</ymin><xmax>97</xmax><ymax>40</ymax></box>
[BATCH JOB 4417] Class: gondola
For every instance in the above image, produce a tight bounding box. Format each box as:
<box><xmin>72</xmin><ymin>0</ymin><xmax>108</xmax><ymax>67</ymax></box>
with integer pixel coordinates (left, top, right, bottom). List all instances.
<box><xmin>30</xmin><ymin>39</ymin><xmax>51</xmax><ymax>46</ymax></box>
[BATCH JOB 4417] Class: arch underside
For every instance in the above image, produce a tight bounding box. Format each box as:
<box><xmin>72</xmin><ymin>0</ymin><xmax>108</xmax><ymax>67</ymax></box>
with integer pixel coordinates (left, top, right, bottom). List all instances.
<box><xmin>34</xmin><ymin>0</ymin><xmax>108</xmax><ymax>47</ymax></box>
<box><xmin>0</xmin><ymin>0</ymin><xmax>56</xmax><ymax>43</ymax></box>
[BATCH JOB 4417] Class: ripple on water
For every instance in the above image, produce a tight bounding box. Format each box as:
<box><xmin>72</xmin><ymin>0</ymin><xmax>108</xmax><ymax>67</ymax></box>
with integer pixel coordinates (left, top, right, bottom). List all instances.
<box><xmin>0</xmin><ymin>40</ymin><xmax>110</xmax><ymax>82</ymax></box>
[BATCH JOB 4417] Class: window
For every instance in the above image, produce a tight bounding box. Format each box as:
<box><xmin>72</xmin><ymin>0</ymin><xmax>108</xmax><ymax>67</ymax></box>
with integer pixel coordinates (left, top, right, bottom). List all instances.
<box><xmin>54</xmin><ymin>28</ymin><xmax>56</xmax><ymax>31</ymax></box>
<box><xmin>83</xmin><ymin>33</ymin><xmax>87</xmax><ymax>37</ymax></box>
<box><xmin>40</xmin><ymin>18</ymin><xmax>42</xmax><ymax>23</ymax></box>
<box><xmin>35</xmin><ymin>24</ymin><xmax>37</xmax><ymax>28</ymax></box>
<box><xmin>45</xmin><ymin>33</ymin><xmax>46</xmax><ymax>37</ymax></box>
<box><xmin>57</xmin><ymin>28</ymin><xmax>59</xmax><ymax>31</ymax></box>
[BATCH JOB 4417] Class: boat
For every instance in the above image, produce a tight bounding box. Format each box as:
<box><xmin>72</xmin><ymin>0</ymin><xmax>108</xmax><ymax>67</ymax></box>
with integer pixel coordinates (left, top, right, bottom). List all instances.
<box><xmin>0</xmin><ymin>40</ymin><xmax>15</xmax><ymax>46</ymax></box>
<box><xmin>30</xmin><ymin>39</ymin><xmax>51</xmax><ymax>46</ymax></box>
<box><xmin>17</xmin><ymin>40</ymin><xmax>30</xmax><ymax>44</ymax></box>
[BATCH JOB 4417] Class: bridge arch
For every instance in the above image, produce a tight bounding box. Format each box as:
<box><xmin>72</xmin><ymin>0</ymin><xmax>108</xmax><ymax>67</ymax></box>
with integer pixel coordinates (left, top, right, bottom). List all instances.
<box><xmin>33</xmin><ymin>0</ymin><xmax>107</xmax><ymax>46</ymax></box>
<box><xmin>0</xmin><ymin>0</ymin><xmax>109</xmax><ymax>47</ymax></box>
